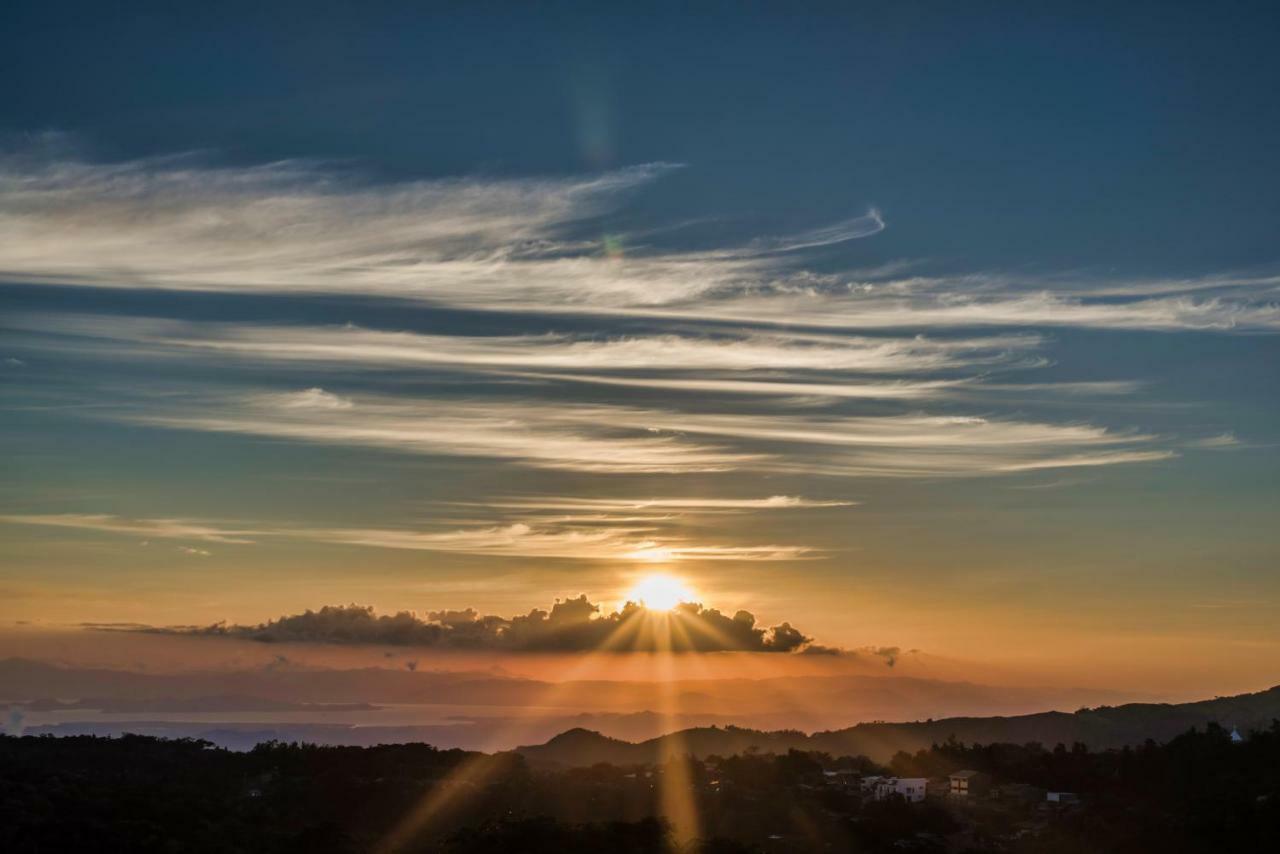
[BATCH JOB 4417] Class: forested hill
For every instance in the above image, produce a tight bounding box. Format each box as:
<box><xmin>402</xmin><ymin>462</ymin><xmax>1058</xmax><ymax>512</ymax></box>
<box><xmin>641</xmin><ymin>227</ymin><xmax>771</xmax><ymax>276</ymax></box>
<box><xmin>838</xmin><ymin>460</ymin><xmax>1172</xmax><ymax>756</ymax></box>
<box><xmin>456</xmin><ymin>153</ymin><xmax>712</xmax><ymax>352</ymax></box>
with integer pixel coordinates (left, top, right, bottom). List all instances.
<box><xmin>517</xmin><ymin>683</ymin><xmax>1280</xmax><ymax>766</ymax></box>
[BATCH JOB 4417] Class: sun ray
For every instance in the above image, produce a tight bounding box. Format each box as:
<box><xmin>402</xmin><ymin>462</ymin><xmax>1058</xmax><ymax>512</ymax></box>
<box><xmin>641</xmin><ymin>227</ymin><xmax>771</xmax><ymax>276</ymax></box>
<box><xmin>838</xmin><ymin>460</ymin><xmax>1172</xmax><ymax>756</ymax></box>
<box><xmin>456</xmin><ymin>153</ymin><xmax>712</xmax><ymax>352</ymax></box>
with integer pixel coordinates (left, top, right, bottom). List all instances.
<box><xmin>377</xmin><ymin>611</ymin><xmax>647</xmax><ymax>851</ymax></box>
<box><xmin>651</xmin><ymin>609</ymin><xmax>702</xmax><ymax>849</ymax></box>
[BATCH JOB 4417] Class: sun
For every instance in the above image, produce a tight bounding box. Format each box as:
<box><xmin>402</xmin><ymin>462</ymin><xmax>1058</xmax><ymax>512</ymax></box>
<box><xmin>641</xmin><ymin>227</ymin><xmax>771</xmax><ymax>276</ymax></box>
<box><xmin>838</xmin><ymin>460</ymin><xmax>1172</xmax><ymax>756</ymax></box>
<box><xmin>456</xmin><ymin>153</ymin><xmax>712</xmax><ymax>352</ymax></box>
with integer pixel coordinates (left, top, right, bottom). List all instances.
<box><xmin>627</xmin><ymin>573</ymin><xmax>694</xmax><ymax>611</ymax></box>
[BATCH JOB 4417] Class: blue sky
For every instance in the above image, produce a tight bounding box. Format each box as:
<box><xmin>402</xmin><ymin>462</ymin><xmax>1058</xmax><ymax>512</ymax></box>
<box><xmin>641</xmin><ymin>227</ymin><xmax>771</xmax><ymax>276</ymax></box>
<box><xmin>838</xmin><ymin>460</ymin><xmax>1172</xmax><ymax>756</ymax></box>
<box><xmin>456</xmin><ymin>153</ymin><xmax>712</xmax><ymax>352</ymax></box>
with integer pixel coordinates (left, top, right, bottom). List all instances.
<box><xmin>1</xmin><ymin>1</ymin><xmax>1278</xmax><ymax>684</ymax></box>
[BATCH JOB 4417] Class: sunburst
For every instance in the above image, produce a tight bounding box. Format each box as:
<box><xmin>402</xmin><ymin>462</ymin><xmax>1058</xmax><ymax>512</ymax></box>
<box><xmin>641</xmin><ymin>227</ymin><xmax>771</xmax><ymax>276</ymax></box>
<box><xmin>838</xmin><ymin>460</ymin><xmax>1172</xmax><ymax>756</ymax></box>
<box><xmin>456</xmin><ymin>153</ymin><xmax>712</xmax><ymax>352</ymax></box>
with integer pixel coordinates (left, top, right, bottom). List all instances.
<box><xmin>626</xmin><ymin>573</ymin><xmax>694</xmax><ymax>611</ymax></box>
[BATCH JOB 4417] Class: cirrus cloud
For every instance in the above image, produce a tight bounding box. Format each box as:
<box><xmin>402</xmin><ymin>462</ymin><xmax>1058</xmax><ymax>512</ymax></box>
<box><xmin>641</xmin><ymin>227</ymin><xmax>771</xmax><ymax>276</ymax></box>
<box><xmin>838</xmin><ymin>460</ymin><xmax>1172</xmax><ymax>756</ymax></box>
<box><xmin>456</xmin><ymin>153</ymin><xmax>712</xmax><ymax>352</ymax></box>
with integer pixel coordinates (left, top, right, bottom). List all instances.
<box><xmin>0</xmin><ymin>513</ymin><xmax>258</xmax><ymax>544</ymax></box>
<box><xmin>5</xmin><ymin>149</ymin><xmax>1276</xmax><ymax>332</ymax></box>
<box><xmin>101</xmin><ymin>388</ymin><xmax>1173</xmax><ymax>478</ymax></box>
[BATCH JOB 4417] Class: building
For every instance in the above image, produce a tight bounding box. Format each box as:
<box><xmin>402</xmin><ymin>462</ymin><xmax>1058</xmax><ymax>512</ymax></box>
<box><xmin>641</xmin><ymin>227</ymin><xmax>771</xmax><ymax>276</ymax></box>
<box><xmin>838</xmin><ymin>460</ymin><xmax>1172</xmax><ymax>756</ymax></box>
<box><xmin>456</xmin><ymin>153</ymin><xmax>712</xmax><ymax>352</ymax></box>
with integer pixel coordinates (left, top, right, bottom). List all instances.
<box><xmin>866</xmin><ymin>776</ymin><xmax>928</xmax><ymax>803</ymax></box>
<box><xmin>893</xmin><ymin>778</ymin><xmax>929</xmax><ymax>802</ymax></box>
<box><xmin>859</xmin><ymin>775</ymin><xmax>884</xmax><ymax>799</ymax></box>
<box><xmin>949</xmin><ymin>769</ymin><xmax>991</xmax><ymax>798</ymax></box>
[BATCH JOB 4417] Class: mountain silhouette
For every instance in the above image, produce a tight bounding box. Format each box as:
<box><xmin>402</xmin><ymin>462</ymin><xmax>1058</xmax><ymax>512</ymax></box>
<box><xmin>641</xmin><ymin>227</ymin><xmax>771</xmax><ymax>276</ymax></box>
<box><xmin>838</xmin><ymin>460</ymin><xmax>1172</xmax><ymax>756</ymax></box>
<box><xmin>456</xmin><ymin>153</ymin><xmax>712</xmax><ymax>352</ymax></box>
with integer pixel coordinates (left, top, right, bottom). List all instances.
<box><xmin>516</xmin><ymin>683</ymin><xmax>1280</xmax><ymax>766</ymax></box>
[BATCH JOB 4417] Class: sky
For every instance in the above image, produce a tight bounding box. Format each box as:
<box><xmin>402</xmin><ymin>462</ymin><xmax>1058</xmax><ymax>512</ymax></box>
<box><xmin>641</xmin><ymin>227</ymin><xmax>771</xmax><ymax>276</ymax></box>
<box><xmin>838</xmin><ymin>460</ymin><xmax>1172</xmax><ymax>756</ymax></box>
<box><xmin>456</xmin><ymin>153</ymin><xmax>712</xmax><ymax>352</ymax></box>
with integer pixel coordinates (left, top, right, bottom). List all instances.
<box><xmin>1</xmin><ymin>1</ymin><xmax>1278</xmax><ymax>695</ymax></box>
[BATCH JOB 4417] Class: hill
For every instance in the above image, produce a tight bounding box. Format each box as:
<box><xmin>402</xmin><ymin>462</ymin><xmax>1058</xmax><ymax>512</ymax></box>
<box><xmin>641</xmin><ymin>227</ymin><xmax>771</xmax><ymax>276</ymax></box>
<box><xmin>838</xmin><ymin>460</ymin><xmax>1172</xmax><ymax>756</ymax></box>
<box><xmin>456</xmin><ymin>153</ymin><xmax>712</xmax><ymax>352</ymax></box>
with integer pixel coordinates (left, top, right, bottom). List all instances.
<box><xmin>516</xmin><ymin>683</ymin><xmax>1280</xmax><ymax>766</ymax></box>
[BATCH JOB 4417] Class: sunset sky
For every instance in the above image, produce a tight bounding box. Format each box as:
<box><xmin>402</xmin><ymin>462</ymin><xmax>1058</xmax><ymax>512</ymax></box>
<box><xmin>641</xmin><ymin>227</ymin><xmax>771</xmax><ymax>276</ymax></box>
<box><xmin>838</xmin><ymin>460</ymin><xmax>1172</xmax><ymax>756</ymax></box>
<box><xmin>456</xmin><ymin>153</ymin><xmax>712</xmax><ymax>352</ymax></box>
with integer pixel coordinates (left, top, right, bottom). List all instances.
<box><xmin>2</xmin><ymin>2</ymin><xmax>1278</xmax><ymax>695</ymax></box>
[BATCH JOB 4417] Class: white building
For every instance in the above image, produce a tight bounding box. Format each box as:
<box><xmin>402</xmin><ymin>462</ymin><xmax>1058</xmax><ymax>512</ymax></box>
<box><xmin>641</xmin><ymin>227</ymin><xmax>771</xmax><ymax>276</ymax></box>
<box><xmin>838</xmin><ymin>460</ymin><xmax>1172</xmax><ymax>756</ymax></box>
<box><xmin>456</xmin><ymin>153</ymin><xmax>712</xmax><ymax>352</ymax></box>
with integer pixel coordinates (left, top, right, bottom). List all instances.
<box><xmin>894</xmin><ymin>778</ymin><xmax>928</xmax><ymax>802</ymax></box>
<box><xmin>866</xmin><ymin>776</ymin><xmax>928</xmax><ymax>803</ymax></box>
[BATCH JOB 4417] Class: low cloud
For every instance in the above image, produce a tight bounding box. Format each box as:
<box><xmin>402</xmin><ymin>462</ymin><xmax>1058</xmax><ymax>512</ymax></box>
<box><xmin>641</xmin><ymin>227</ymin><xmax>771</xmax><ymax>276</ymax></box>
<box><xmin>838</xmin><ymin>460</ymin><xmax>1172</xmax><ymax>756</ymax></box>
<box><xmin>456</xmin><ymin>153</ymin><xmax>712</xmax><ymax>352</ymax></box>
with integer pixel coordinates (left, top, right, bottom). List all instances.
<box><xmin>117</xmin><ymin>597</ymin><xmax>825</xmax><ymax>654</ymax></box>
<box><xmin>799</xmin><ymin>643</ymin><xmax>902</xmax><ymax>667</ymax></box>
<box><xmin>871</xmin><ymin>645</ymin><xmax>901</xmax><ymax>667</ymax></box>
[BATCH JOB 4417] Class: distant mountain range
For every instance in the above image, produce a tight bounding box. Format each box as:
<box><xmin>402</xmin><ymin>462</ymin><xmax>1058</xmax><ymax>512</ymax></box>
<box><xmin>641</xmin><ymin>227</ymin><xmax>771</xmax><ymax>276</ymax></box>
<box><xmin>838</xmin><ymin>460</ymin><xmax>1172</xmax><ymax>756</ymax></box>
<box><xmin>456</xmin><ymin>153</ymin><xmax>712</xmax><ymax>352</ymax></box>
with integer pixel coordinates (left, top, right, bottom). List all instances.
<box><xmin>516</xmin><ymin>684</ymin><xmax>1280</xmax><ymax>765</ymax></box>
<box><xmin>0</xmin><ymin>656</ymin><xmax>1137</xmax><ymax>747</ymax></box>
<box><xmin>0</xmin><ymin>657</ymin><xmax>1125</xmax><ymax>721</ymax></box>
<box><xmin>5</xmin><ymin>657</ymin><xmax>1277</xmax><ymax>760</ymax></box>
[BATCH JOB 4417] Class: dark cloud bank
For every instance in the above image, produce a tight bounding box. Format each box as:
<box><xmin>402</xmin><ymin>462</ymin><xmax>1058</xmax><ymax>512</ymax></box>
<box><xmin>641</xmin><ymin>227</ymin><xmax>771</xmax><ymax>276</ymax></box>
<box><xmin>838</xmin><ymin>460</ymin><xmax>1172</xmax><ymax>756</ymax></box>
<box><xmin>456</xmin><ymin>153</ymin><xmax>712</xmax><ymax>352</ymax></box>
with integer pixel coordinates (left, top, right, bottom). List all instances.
<box><xmin>114</xmin><ymin>597</ymin><xmax>851</xmax><ymax>655</ymax></box>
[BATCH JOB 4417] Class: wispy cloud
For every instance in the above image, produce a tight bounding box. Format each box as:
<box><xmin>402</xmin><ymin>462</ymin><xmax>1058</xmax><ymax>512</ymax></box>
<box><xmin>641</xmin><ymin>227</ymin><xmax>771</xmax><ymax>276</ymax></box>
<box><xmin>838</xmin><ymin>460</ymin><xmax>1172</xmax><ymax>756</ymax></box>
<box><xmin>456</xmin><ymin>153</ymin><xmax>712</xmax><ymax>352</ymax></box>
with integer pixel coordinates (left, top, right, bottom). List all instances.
<box><xmin>508</xmin><ymin>372</ymin><xmax>966</xmax><ymax>400</ymax></box>
<box><xmin>0</xmin><ymin>151</ymin><xmax>872</xmax><ymax>311</ymax></box>
<box><xmin>5</xmin><ymin>151</ymin><xmax>1273</xmax><ymax>331</ymax></box>
<box><xmin>4</xmin><ymin>314</ymin><xmax>1040</xmax><ymax>376</ymax></box>
<box><xmin>622</xmin><ymin>289</ymin><xmax>1280</xmax><ymax>332</ymax></box>
<box><xmin>0</xmin><ymin>151</ymin><xmax>677</xmax><ymax>291</ymax></box>
<box><xmin>312</xmin><ymin>523</ymin><xmax>812</xmax><ymax>562</ymax></box>
<box><xmin>1186</xmin><ymin>432</ymin><xmax>1241</xmax><ymax>449</ymax></box>
<box><xmin>273</xmin><ymin>387</ymin><xmax>354</xmax><ymax>410</ymax></box>
<box><xmin>117</xmin><ymin>391</ymin><xmax>759</xmax><ymax>474</ymax></box>
<box><xmin>0</xmin><ymin>513</ymin><xmax>257</xmax><ymax>544</ymax></box>
<box><xmin>572</xmin><ymin>409</ymin><xmax>1173</xmax><ymax>476</ymax></box>
<box><xmin>481</xmin><ymin>495</ymin><xmax>854</xmax><ymax>512</ymax></box>
<box><xmin>0</xmin><ymin>149</ymin><xmax>1239</xmax><ymax>546</ymax></box>
<box><xmin>104</xmin><ymin>388</ymin><xmax>1171</xmax><ymax>477</ymax></box>
<box><xmin>0</xmin><ymin>510</ymin><xmax>815</xmax><ymax>563</ymax></box>
<box><xmin>741</xmin><ymin>209</ymin><xmax>885</xmax><ymax>252</ymax></box>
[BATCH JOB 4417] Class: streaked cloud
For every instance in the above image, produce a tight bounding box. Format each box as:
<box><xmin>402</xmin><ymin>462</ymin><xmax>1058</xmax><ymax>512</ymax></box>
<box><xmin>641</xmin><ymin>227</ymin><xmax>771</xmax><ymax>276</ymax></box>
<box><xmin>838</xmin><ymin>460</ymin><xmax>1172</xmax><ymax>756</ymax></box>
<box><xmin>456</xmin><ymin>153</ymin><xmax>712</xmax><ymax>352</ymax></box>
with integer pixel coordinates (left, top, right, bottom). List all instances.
<box><xmin>0</xmin><ymin>151</ymin><xmax>677</xmax><ymax>292</ymax></box>
<box><xmin>118</xmin><ymin>391</ymin><xmax>760</xmax><ymax>474</ymax></box>
<box><xmin>3</xmin><ymin>313</ymin><xmax>1039</xmax><ymax>375</ymax></box>
<box><xmin>104</xmin><ymin>388</ymin><xmax>1171</xmax><ymax>477</ymax></box>
<box><xmin>3</xmin><ymin>151</ymin><xmax>1275</xmax><ymax>331</ymax></box>
<box><xmin>624</xmin><ymin>289</ymin><xmax>1280</xmax><ymax>332</ymax></box>
<box><xmin>0</xmin><ymin>513</ymin><xmax>258</xmax><ymax>544</ymax></box>
<box><xmin>0</xmin><ymin>510</ymin><xmax>815</xmax><ymax>563</ymax></box>
<box><xmin>572</xmin><ymin>409</ymin><xmax>1173</xmax><ymax>476</ymax></box>
<box><xmin>0</xmin><ymin>148</ymin><xmax>1248</xmax><ymax>611</ymax></box>
<box><xmin>481</xmin><ymin>495</ymin><xmax>854</xmax><ymax>512</ymax></box>
<box><xmin>1186</xmin><ymin>433</ymin><xmax>1241</xmax><ymax>449</ymax></box>
<box><xmin>741</xmin><ymin>209</ymin><xmax>885</xmax><ymax>252</ymax></box>
<box><xmin>510</xmin><ymin>372</ymin><xmax>965</xmax><ymax>400</ymax></box>
<box><xmin>313</xmin><ymin>523</ymin><xmax>812</xmax><ymax>562</ymax></box>
<box><xmin>0</xmin><ymin>151</ymin><xmax>872</xmax><ymax>311</ymax></box>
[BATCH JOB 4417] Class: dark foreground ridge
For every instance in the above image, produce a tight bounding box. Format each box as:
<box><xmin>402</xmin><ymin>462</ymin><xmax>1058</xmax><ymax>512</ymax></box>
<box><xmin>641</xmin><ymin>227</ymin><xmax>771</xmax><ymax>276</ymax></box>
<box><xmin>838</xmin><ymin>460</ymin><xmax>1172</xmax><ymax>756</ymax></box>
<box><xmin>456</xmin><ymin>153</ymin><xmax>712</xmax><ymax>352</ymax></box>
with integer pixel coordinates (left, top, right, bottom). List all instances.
<box><xmin>2</xmin><ymin>685</ymin><xmax>1280</xmax><ymax>852</ymax></box>
<box><xmin>3</xmin><ymin>721</ymin><xmax>1279</xmax><ymax>853</ymax></box>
